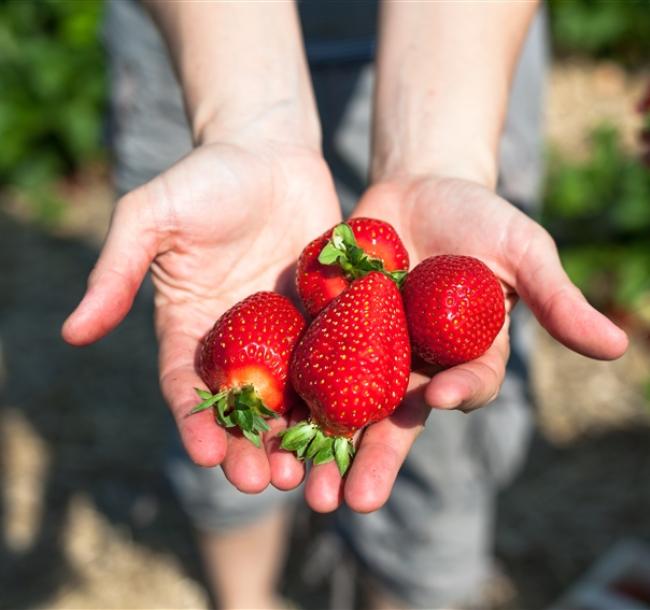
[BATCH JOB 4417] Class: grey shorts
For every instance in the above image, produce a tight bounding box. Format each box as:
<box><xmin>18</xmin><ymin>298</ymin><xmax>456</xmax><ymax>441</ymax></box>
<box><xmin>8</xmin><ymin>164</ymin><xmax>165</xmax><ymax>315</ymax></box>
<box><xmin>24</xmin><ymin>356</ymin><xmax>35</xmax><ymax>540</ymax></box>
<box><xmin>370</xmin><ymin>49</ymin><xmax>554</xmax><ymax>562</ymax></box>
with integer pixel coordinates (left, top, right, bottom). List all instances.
<box><xmin>104</xmin><ymin>2</ymin><xmax>547</xmax><ymax>606</ymax></box>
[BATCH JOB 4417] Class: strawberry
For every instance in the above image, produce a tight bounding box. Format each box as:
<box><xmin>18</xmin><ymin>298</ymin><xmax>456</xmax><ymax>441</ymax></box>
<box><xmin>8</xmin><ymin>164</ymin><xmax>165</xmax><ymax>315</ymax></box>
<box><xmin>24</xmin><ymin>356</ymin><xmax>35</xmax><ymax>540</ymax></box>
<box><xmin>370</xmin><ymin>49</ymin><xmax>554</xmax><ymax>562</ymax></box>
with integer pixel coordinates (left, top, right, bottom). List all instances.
<box><xmin>402</xmin><ymin>255</ymin><xmax>505</xmax><ymax>368</ymax></box>
<box><xmin>296</xmin><ymin>218</ymin><xmax>409</xmax><ymax>317</ymax></box>
<box><xmin>281</xmin><ymin>272</ymin><xmax>411</xmax><ymax>474</ymax></box>
<box><xmin>191</xmin><ymin>292</ymin><xmax>306</xmax><ymax>446</ymax></box>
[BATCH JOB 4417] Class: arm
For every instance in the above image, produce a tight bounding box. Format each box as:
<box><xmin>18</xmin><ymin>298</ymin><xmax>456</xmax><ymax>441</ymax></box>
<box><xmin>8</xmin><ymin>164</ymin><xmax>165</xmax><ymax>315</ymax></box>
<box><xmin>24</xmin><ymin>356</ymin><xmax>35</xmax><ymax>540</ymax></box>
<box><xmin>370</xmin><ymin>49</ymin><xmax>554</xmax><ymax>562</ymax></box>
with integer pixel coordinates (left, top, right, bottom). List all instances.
<box><xmin>63</xmin><ymin>2</ymin><xmax>340</xmax><ymax>491</ymax></box>
<box><xmin>370</xmin><ymin>0</ymin><xmax>626</xmax><ymax>363</ymax></box>
<box><xmin>144</xmin><ymin>1</ymin><xmax>319</xmax><ymax>147</ymax></box>
<box><xmin>371</xmin><ymin>1</ymin><xmax>536</xmax><ymax>187</ymax></box>
<box><xmin>304</xmin><ymin>2</ymin><xmax>629</xmax><ymax>513</ymax></box>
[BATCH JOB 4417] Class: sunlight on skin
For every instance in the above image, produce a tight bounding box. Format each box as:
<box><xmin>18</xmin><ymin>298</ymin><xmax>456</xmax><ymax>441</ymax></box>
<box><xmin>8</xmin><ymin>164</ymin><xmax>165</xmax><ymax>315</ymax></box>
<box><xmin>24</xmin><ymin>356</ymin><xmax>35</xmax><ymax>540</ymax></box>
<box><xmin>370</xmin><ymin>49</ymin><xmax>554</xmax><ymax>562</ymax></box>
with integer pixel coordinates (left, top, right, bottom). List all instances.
<box><xmin>300</xmin><ymin>176</ymin><xmax>628</xmax><ymax>514</ymax></box>
<box><xmin>62</xmin><ymin>142</ymin><xmax>340</xmax><ymax>495</ymax></box>
<box><xmin>61</xmin><ymin>154</ymin><xmax>628</xmax><ymax>513</ymax></box>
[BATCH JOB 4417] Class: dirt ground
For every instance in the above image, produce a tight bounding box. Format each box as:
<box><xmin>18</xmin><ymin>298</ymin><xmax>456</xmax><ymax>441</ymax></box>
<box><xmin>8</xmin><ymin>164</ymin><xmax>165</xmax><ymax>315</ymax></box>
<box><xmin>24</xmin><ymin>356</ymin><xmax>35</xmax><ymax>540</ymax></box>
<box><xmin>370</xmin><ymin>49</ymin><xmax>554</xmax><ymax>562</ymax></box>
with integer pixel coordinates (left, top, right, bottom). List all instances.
<box><xmin>0</xmin><ymin>61</ymin><xmax>649</xmax><ymax>610</ymax></box>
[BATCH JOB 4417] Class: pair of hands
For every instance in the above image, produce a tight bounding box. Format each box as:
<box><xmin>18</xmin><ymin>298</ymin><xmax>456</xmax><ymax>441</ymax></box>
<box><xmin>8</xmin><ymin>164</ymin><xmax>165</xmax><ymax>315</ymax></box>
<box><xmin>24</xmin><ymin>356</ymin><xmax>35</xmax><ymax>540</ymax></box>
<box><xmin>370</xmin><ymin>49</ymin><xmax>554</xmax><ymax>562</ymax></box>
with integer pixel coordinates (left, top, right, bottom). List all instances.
<box><xmin>62</xmin><ymin>135</ymin><xmax>628</xmax><ymax>513</ymax></box>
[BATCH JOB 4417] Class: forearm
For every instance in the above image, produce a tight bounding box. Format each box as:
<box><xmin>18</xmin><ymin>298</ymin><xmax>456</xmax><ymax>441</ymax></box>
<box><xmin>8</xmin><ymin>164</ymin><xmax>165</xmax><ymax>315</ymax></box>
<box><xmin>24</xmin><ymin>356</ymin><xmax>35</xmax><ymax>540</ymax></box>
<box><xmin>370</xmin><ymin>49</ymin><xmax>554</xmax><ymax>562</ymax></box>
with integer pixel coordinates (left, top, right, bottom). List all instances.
<box><xmin>372</xmin><ymin>1</ymin><xmax>538</xmax><ymax>187</ymax></box>
<box><xmin>144</xmin><ymin>1</ymin><xmax>319</xmax><ymax>147</ymax></box>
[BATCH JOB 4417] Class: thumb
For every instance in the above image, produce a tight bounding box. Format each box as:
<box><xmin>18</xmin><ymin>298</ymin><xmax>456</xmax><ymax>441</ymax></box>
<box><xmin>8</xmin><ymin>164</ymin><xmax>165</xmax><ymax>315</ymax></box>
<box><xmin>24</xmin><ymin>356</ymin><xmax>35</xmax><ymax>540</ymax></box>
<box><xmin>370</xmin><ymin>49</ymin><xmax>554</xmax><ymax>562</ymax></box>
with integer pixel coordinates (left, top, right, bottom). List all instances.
<box><xmin>62</xmin><ymin>187</ymin><xmax>161</xmax><ymax>346</ymax></box>
<box><xmin>515</xmin><ymin>227</ymin><xmax>628</xmax><ymax>360</ymax></box>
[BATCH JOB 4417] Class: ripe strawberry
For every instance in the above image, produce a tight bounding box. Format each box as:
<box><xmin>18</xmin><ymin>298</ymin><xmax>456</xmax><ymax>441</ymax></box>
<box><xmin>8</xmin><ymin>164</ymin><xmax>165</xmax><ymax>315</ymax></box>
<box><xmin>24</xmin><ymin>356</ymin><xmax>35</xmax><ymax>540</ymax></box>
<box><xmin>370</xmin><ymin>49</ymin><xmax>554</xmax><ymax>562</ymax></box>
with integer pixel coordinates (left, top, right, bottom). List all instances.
<box><xmin>296</xmin><ymin>218</ymin><xmax>409</xmax><ymax>317</ymax></box>
<box><xmin>402</xmin><ymin>255</ymin><xmax>505</xmax><ymax>368</ymax></box>
<box><xmin>281</xmin><ymin>272</ymin><xmax>411</xmax><ymax>474</ymax></box>
<box><xmin>192</xmin><ymin>292</ymin><xmax>306</xmax><ymax>446</ymax></box>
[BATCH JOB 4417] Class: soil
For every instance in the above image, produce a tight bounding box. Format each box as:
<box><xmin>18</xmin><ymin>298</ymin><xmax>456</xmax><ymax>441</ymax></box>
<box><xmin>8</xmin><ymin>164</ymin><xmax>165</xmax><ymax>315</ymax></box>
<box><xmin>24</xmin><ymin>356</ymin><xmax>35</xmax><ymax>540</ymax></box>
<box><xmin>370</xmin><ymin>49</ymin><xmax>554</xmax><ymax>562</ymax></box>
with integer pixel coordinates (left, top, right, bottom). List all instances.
<box><xmin>0</xmin><ymin>60</ymin><xmax>649</xmax><ymax>610</ymax></box>
<box><xmin>547</xmin><ymin>60</ymin><xmax>649</xmax><ymax>159</ymax></box>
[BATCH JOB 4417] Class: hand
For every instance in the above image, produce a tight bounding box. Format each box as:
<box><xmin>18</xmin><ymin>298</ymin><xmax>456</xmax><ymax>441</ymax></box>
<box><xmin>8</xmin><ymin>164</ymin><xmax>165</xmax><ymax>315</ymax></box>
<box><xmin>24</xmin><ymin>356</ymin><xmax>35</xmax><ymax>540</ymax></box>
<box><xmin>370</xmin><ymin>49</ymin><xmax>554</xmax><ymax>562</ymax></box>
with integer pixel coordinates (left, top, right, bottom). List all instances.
<box><xmin>62</xmin><ymin>136</ymin><xmax>341</xmax><ymax>493</ymax></box>
<box><xmin>302</xmin><ymin>175</ymin><xmax>629</xmax><ymax>513</ymax></box>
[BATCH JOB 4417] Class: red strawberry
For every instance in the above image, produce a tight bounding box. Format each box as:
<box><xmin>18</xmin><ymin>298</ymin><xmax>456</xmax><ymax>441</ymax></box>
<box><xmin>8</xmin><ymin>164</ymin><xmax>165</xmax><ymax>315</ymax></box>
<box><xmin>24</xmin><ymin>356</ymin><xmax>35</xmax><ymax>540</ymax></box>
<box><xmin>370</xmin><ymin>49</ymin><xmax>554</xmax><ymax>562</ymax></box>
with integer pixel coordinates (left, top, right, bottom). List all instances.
<box><xmin>402</xmin><ymin>255</ymin><xmax>505</xmax><ymax>368</ymax></box>
<box><xmin>296</xmin><ymin>218</ymin><xmax>409</xmax><ymax>317</ymax></box>
<box><xmin>192</xmin><ymin>292</ymin><xmax>306</xmax><ymax>446</ymax></box>
<box><xmin>281</xmin><ymin>272</ymin><xmax>411</xmax><ymax>474</ymax></box>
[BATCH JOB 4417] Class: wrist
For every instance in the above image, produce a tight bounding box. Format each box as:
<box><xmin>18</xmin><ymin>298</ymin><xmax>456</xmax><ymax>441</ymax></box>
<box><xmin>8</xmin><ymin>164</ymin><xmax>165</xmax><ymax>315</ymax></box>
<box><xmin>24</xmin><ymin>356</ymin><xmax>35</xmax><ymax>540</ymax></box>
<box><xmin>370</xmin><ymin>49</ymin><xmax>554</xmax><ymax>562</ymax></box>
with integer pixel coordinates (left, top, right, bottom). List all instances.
<box><xmin>194</xmin><ymin>95</ymin><xmax>321</xmax><ymax>150</ymax></box>
<box><xmin>370</xmin><ymin>61</ymin><xmax>501</xmax><ymax>189</ymax></box>
<box><xmin>369</xmin><ymin>1</ymin><xmax>536</xmax><ymax>191</ymax></box>
<box><xmin>149</xmin><ymin>1</ymin><xmax>321</xmax><ymax>150</ymax></box>
<box><xmin>371</xmin><ymin>136</ymin><xmax>498</xmax><ymax>190</ymax></box>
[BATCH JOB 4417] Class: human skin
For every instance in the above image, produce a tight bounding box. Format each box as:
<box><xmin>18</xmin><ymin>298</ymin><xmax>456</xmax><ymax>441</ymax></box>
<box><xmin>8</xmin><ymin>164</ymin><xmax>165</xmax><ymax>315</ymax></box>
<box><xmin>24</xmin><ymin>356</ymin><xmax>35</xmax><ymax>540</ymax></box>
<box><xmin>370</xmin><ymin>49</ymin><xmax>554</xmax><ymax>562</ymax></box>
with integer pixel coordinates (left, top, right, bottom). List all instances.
<box><xmin>62</xmin><ymin>2</ymin><xmax>337</xmax><ymax>494</ymax></box>
<box><xmin>302</xmin><ymin>1</ymin><xmax>630</xmax><ymax>513</ymax></box>
<box><xmin>63</xmin><ymin>1</ymin><xmax>628</xmax><ymax>514</ymax></box>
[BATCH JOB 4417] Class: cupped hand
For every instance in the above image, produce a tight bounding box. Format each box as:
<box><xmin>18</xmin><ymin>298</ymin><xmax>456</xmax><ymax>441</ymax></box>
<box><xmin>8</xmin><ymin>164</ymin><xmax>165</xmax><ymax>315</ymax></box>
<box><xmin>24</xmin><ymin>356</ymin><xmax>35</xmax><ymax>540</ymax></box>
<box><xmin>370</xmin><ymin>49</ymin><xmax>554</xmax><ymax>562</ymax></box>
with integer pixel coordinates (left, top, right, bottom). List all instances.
<box><xmin>303</xmin><ymin>175</ymin><xmax>629</xmax><ymax>513</ymax></box>
<box><xmin>62</xmin><ymin>137</ymin><xmax>341</xmax><ymax>492</ymax></box>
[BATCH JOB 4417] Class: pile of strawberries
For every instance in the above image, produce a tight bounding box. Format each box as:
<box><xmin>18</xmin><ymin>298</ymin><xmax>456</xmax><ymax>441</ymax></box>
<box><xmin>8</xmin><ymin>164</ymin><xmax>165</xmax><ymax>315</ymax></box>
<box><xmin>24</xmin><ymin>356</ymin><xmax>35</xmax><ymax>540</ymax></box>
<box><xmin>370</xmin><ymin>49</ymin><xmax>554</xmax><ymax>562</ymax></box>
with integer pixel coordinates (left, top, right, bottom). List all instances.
<box><xmin>192</xmin><ymin>219</ymin><xmax>505</xmax><ymax>475</ymax></box>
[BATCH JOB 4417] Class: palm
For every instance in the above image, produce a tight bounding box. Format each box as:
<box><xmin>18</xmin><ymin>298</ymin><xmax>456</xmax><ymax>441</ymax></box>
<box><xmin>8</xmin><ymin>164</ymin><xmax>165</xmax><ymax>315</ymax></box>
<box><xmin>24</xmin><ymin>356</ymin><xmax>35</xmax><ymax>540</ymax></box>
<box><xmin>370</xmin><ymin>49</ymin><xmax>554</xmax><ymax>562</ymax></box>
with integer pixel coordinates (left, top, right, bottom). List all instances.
<box><xmin>64</xmin><ymin>142</ymin><xmax>341</xmax><ymax>491</ymax></box>
<box><xmin>356</xmin><ymin>179</ymin><xmax>530</xmax><ymax>419</ymax></box>
<box><xmin>357</xmin><ymin>178</ymin><xmax>531</xmax><ymax>290</ymax></box>
<box><xmin>359</xmin><ymin>176</ymin><xmax>630</xmax><ymax>409</ymax></box>
<box><xmin>302</xmin><ymin>176</ymin><xmax>628</xmax><ymax>513</ymax></box>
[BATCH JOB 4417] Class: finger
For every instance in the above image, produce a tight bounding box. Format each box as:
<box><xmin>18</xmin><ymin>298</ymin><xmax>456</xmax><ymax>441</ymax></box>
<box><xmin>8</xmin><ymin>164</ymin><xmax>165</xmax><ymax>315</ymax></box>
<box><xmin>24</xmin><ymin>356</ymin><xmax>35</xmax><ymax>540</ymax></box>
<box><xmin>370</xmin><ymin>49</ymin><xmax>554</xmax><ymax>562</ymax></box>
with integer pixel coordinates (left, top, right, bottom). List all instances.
<box><xmin>159</xmin><ymin>328</ymin><xmax>228</xmax><ymax>468</ymax></box>
<box><xmin>514</xmin><ymin>226</ymin><xmax>628</xmax><ymax>360</ymax></box>
<box><xmin>265</xmin><ymin>404</ymin><xmax>307</xmax><ymax>491</ymax></box>
<box><xmin>343</xmin><ymin>374</ymin><xmax>431</xmax><ymax>513</ymax></box>
<box><xmin>304</xmin><ymin>460</ymin><xmax>344</xmax><ymax>513</ymax></box>
<box><xmin>221</xmin><ymin>431</ymin><xmax>271</xmax><ymax>494</ymax></box>
<box><xmin>303</xmin><ymin>425</ymin><xmax>365</xmax><ymax>512</ymax></box>
<box><xmin>423</xmin><ymin>321</ymin><xmax>510</xmax><ymax>412</ymax></box>
<box><xmin>62</xmin><ymin>187</ymin><xmax>160</xmax><ymax>346</ymax></box>
<box><xmin>162</xmin><ymin>362</ymin><xmax>229</xmax><ymax>467</ymax></box>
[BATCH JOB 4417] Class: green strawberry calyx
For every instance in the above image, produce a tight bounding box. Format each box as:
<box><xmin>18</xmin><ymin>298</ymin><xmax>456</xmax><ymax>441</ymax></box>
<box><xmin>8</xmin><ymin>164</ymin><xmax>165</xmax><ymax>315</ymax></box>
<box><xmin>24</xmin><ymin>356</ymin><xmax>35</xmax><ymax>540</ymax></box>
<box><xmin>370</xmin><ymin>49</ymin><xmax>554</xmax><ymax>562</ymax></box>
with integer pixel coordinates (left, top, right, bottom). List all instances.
<box><xmin>318</xmin><ymin>223</ymin><xmax>407</xmax><ymax>288</ymax></box>
<box><xmin>279</xmin><ymin>420</ymin><xmax>355</xmax><ymax>476</ymax></box>
<box><xmin>191</xmin><ymin>385</ymin><xmax>279</xmax><ymax>448</ymax></box>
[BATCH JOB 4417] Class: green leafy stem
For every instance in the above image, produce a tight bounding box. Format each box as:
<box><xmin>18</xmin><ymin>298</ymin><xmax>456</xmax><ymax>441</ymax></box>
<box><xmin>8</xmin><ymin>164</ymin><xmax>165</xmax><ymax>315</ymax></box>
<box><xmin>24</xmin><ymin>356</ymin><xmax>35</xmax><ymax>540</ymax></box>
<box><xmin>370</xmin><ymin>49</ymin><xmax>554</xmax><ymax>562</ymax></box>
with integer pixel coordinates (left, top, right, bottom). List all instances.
<box><xmin>191</xmin><ymin>385</ymin><xmax>278</xmax><ymax>448</ymax></box>
<box><xmin>318</xmin><ymin>223</ymin><xmax>408</xmax><ymax>288</ymax></box>
<box><xmin>279</xmin><ymin>421</ymin><xmax>355</xmax><ymax>476</ymax></box>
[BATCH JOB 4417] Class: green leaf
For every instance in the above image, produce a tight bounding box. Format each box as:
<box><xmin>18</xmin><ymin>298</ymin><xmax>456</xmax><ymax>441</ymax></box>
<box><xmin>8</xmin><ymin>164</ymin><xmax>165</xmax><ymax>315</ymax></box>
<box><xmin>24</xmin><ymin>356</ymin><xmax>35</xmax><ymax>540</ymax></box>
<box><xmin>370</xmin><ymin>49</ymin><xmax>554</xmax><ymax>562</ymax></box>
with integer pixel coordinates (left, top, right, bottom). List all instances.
<box><xmin>315</xmin><ymin>222</ymin><xmax>406</xmax><ymax>288</ymax></box>
<box><xmin>318</xmin><ymin>242</ymin><xmax>345</xmax><ymax>265</ymax></box>
<box><xmin>219</xmin><ymin>412</ymin><xmax>236</xmax><ymax>428</ymax></box>
<box><xmin>346</xmin><ymin>244</ymin><xmax>369</xmax><ymax>268</ymax></box>
<box><xmin>306</xmin><ymin>430</ymin><xmax>327</xmax><ymax>460</ymax></box>
<box><xmin>236</xmin><ymin>409</ymin><xmax>255</xmax><ymax>431</ymax></box>
<box><xmin>389</xmin><ymin>270</ymin><xmax>409</xmax><ymax>288</ymax></box>
<box><xmin>190</xmin><ymin>389</ymin><xmax>227</xmax><ymax>414</ymax></box>
<box><xmin>237</xmin><ymin>386</ymin><xmax>258</xmax><ymax>408</ymax></box>
<box><xmin>331</xmin><ymin>223</ymin><xmax>357</xmax><ymax>249</ymax></box>
<box><xmin>280</xmin><ymin>422</ymin><xmax>317</xmax><ymax>452</ymax></box>
<box><xmin>258</xmin><ymin>404</ymin><xmax>279</xmax><ymax>419</ymax></box>
<box><xmin>253</xmin><ymin>415</ymin><xmax>270</xmax><ymax>432</ymax></box>
<box><xmin>215</xmin><ymin>396</ymin><xmax>238</xmax><ymax>428</ymax></box>
<box><xmin>195</xmin><ymin>388</ymin><xmax>213</xmax><ymax>400</ymax></box>
<box><xmin>216</xmin><ymin>396</ymin><xmax>230</xmax><ymax>422</ymax></box>
<box><xmin>334</xmin><ymin>438</ymin><xmax>354</xmax><ymax>476</ymax></box>
<box><xmin>295</xmin><ymin>438</ymin><xmax>312</xmax><ymax>459</ymax></box>
<box><xmin>313</xmin><ymin>444</ymin><xmax>336</xmax><ymax>465</ymax></box>
<box><xmin>189</xmin><ymin>400</ymin><xmax>216</xmax><ymax>415</ymax></box>
<box><xmin>242</xmin><ymin>429</ymin><xmax>262</xmax><ymax>448</ymax></box>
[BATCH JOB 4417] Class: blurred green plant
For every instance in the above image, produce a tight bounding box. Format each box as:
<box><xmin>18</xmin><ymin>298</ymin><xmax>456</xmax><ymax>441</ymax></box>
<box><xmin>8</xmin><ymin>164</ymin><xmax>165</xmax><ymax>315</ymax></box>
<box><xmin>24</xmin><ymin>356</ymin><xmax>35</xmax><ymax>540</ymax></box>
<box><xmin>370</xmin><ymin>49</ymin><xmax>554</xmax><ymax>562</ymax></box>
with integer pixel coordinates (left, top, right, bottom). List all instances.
<box><xmin>543</xmin><ymin>125</ymin><xmax>650</xmax><ymax>318</ymax></box>
<box><xmin>548</xmin><ymin>0</ymin><xmax>650</xmax><ymax>65</ymax></box>
<box><xmin>0</xmin><ymin>0</ymin><xmax>105</xmax><ymax>211</ymax></box>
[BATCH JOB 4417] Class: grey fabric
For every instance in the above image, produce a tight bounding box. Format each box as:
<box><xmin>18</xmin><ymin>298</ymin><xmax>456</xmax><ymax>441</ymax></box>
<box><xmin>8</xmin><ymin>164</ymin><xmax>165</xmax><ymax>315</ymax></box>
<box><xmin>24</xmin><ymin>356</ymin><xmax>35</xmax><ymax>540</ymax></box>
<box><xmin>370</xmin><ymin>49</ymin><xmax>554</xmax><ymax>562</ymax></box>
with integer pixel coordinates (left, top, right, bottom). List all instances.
<box><xmin>337</xmin><ymin>316</ymin><xmax>535</xmax><ymax>609</ymax></box>
<box><xmin>104</xmin><ymin>1</ymin><xmax>547</xmax><ymax>606</ymax></box>
<box><xmin>498</xmin><ymin>8</ymin><xmax>549</xmax><ymax>215</ymax></box>
<box><xmin>299</xmin><ymin>0</ymin><xmax>377</xmax><ymax>64</ymax></box>
<box><xmin>166</xmin><ymin>438</ymin><xmax>301</xmax><ymax>533</ymax></box>
<box><xmin>103</xmin><ymin>0</ymin><xmax>193</xmax><ymax>196</ymax></box>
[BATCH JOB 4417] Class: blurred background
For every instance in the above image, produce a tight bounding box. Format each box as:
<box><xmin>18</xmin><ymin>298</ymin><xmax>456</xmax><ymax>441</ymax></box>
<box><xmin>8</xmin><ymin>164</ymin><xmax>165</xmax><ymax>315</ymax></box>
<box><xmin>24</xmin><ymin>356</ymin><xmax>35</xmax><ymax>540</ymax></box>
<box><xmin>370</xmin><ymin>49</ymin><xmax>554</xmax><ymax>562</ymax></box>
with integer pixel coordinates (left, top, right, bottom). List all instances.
<box><xmin>0</xmin><ymin>1</ymin><xmax>649</xmax><ymax>608</ymax></box>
